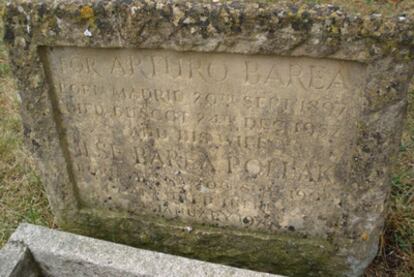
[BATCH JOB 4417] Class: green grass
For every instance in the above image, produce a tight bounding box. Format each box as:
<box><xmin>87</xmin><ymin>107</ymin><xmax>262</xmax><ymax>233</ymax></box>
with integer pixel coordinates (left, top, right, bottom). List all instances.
<box><xmin>0</xmin><ymin>2</ymin><xmax>54</xmax><ymax>245</ymax></box>
<box><xmin>0</xmin><ymin>1</ymin><xmax>413</xmax><ymax>276</ymax></box>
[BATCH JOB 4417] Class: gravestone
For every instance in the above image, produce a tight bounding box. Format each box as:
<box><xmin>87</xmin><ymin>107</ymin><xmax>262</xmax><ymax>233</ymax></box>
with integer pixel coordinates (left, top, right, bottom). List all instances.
<box><xmin>4</xmin><ymin>1</ymin><xmax>413</xmax><ymax>276</ymax></box>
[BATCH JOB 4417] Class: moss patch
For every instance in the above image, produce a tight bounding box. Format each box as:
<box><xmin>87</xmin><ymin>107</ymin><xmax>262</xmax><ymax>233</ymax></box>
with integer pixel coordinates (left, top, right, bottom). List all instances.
<box><xmin>59</xmin><ymin>208</ymin><xmax>346</xmax><ymax>277</ymax></box>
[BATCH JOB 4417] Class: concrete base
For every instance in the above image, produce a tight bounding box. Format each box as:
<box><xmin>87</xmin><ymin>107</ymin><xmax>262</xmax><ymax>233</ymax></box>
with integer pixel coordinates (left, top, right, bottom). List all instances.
<box><xmin>0</xmin><ymin>224</ymin><xmax>281</xmax><ymax>277</ymax></box>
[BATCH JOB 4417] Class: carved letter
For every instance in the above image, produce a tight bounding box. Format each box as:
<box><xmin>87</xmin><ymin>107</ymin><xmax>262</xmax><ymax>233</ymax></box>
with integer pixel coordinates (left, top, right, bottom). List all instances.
<box><xmin>245</xmin><ymin>61</ymin><xmax>261</xmax><ymax>84</ymax></box>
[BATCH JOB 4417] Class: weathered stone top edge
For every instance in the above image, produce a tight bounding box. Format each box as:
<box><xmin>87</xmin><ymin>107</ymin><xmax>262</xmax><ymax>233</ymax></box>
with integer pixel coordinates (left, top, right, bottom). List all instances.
<box><xmin>6</xmin><ymin>0</ymin><xmax>414</xmax><ymax>19</ymax></box>
<box><xmin>3</xmin><ymin>0</ymin><xmax>414</xmax><ymax>62</ymax></box>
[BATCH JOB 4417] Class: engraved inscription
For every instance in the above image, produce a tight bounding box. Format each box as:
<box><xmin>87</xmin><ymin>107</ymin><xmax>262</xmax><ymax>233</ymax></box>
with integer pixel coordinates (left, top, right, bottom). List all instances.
<box><xmin>46</xmin><ymin>48</ymin><xmax>365</xmax><ymax>234</ymax></box>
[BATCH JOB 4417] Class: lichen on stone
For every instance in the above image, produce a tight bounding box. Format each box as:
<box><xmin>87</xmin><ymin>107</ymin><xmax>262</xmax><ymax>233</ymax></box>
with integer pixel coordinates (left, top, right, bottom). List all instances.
<box><xmin>2</xmin><ymin>1</ymin><xmax>413</xmax><ymax>277</ymax></box>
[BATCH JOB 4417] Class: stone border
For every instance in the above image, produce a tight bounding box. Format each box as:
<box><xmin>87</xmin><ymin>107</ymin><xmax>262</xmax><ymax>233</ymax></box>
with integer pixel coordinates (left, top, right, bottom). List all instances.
<box><xmin>0</xmin><ymin>224</ymin><xmax>280</xmax><ymax>277</ymax></box>
<box><xmin>0</xmin><ymin>240</ymin><xmax>41</xmax><ymax>277</ymax></box>
<box><xmin>3</xmin><ymin>1</ymin><xmax>414</xmax><ymax>276</ymax></box>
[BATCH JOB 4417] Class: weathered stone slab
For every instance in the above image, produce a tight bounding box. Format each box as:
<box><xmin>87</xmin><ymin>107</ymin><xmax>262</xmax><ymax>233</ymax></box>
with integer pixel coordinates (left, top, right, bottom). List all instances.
<box><xmin>1</xmin><ymin>223</ymin><xmax>279</xmax><ymax>277</ymax></box>
<box><xmin>0</xmin><ymin>241</ymin><xmax>41</xmax><ymax>277</ymax></box>
<box><xmin>3</xmin><ymin>1</ymin><xmax>414</xmax><ymax>276</ymax></box>
<box><xmin>46</xmin><ymin>47</ymin><xmax>365</xmax><ymax>232</ymax></box>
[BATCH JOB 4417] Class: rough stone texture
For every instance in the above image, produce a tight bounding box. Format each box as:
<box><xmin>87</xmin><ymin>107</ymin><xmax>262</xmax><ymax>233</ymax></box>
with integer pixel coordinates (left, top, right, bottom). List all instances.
<box><xmin>46</xmin><ymin>47</ymin><xmax>366</xmax><ymax>235</ymax></box>
<box><xmin>0</xmin><ymin>241</ymin><xmax>41</xmax><ymax>277</ymax></box>
<box><xmin>2</xmin><ymin>223</ymin><xmax>279</xmax><ymax>277</ymax></box>
<box><xmin>3</xmin><ymin>1</ymin><xmax>414</xmax><ymax>276</ymax></box>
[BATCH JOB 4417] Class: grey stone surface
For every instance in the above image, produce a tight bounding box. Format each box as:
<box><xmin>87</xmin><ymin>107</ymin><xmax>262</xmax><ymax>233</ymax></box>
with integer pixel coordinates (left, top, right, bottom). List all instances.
<box><xmin>3</xmin><ymin>223</ymin><xmax>279</xmax><ymax>277</ymax></box>
<box><xmin>3</xmin><ymin>1</ymin><xmax>414</xmax><ymax>276</ymax></box>
<box><xmin>0</xmin><ymin>241</ymin><xmax>41</xmax><ymax>277</ymax></box>
<box><xmin>45</xmin><ymin>48</ymin><xmax>365</xmax><ymax>236</ymax></box>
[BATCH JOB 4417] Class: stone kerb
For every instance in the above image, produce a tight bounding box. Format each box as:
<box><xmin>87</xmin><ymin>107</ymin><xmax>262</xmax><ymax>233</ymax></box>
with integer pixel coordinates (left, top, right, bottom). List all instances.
<box><xmin>0</xmin><ymin>223</ymin><xmax>281</xmax><ymax>277</ymax></box>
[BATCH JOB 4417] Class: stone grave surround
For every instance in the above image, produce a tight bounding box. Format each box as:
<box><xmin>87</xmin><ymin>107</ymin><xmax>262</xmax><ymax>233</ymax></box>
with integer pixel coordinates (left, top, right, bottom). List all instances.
<box><xmin>0</xmin><ymin>223</ymin><xmax>281</xmax><ymax>277</ymax></box>
<box><xmin>3</xmin><ymin>1</ymin><xmax>413</xmax><ymax>276</ymax></box>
